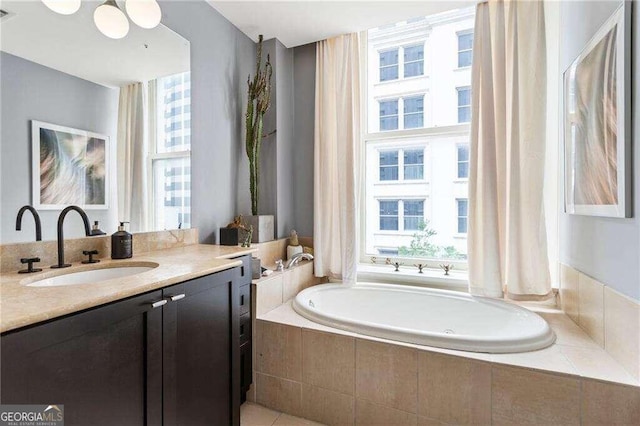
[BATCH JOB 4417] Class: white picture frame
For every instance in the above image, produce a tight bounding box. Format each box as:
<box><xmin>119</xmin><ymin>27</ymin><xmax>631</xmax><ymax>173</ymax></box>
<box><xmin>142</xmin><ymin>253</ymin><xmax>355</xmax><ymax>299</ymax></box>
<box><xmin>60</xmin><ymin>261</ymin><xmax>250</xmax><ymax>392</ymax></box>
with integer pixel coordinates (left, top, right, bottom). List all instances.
<box><xmin>32</xmin><ymin>120</ymin><xmax>110</xmax><ymax>210</ymax></box>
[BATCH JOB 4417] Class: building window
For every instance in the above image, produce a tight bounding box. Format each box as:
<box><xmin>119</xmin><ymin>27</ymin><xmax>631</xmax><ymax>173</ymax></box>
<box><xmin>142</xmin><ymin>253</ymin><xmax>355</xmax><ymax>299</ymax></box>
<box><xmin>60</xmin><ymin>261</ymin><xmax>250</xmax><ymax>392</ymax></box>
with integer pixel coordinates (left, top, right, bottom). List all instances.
<box><xmin>379</xmin><ymin>150</ymin><xmax>399</xmax><ymax>181</ymax></box>
<box><xmin>404</xmin><ymin>200</ymin><xmax>424</xmax><ymax>230</ymax></box>
<box><xmin>457</xmin><ymin>199</ymin><xmax>468</xmax><ymax>233</ymax></box>
<box><xmin>403</xmin><ymin>149</ymin><xmax>424</xmax><ymax>180</ymax></box>
<box><xmin>457</xmin><ymin>87</ymin><xmax>471</xmax><ymax>123</ymax></box>
<box><xmin>377</xmin><ymin>248</ymin><xmax>399</xmax><ymax>256</ymax></box>
<box><xmin>379</xmin><ymin>200</ymin><xmax>399</xmax><ymax>230</ymax></box>
<box><xmin>379</xmin><ymin>99</ymin><xmax>399</xmax><ymax>131</ymax></box>
<box><xmin>403</xmin><ymin>96</ymin><xmax>424</xmax><ymax>129</ymax></box>
<box><xmin>379</xmin><ymin>49</ymin><xmax>399</xmax><ymax>81</ymax></box>
<box><xmin>457</xmin><ymin>31</ymin><xmax>473</xmax><ymax>68</ymax></box>
<box><xmin>457</xmin><ymin>145</ymin><xmax>469</xmax><ymax>179</ymax></box>
<box><xmin>404</xmin><ymin>45</ymin><xmax>424</xmax><ymax>78</ymax></box>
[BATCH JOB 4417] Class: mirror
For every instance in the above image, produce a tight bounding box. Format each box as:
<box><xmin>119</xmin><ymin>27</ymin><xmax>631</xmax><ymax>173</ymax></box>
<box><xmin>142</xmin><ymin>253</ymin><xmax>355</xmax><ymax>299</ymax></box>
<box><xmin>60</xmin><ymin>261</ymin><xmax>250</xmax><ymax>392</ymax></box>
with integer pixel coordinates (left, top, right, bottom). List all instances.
<box><xmin>0</xmin><ymin>1</ymin><xmax>191</xmax><ymax>243</ymax></box>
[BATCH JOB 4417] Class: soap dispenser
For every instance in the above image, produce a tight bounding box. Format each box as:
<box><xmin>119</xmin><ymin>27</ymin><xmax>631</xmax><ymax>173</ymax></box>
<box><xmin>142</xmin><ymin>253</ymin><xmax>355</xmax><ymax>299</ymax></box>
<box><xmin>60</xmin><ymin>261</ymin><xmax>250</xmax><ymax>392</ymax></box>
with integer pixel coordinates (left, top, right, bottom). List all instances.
<box><xmin>90</xmin><ymin>221</ymin><xmax>106</xmax><ymax>236</ymax></box>
<box><xmin>111</xmin><ymin>222</ymin><xmax>132</xmax><ymax>259</ymax></box>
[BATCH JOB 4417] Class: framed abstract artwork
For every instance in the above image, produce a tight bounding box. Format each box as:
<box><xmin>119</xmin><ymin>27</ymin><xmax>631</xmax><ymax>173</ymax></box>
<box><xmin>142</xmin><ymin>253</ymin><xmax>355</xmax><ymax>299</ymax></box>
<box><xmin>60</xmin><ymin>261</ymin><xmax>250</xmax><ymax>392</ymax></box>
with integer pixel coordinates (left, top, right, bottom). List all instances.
<box><xmin>32</xmin><ymin>120</ymin><xmax>109</xmax><ymax>210</ymax></box>
<box><xmin>563</xmin><ymin>2</ymin><xmax>631</xmax><ymax>218</ymax></box>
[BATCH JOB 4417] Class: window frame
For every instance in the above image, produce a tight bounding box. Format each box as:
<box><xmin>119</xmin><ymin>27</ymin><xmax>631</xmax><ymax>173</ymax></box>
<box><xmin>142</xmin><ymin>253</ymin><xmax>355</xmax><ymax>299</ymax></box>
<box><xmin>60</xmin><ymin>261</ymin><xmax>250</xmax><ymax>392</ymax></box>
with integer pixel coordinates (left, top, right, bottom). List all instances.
<box><xmin>378</xmin><ymin>98</ymin><xmax>400</xmax><ymax>131</ymax></box>
<box><xmin>456</xmin><ymin>86</ymin><xmax>471</xmax><ymax>124</ymax></box>
<box><xmin>403</xmin><ymin>43</ymin><xmax>425</xmax><ymax>78</ymax></box>
<box><xmin>456</xmin><ymin>144</ymin><xmax>470</xmax><ymax>180</ymax></box>
<box><xmin>378</xmin><ymin>199</ymin><xmax>400</xmax><ymax>231</ymax></box>
<box><xmin>456</xmin><ymin>198</ymin><xmax>469</xmax><ymax>234</ymax></box>
<box><xmin>457</xmin><ymin>30</ymin><xmax>474</xmax><ymax>68</ymax></box>
<box><xmin>378</xmin><ymin>48</ymin><xmax>400</xmax><ymax>82</ymax></box>
<box><xmin>403</xmin><ymin>95</ymin><xmax>425</xmax><ymax>129</ymax></box>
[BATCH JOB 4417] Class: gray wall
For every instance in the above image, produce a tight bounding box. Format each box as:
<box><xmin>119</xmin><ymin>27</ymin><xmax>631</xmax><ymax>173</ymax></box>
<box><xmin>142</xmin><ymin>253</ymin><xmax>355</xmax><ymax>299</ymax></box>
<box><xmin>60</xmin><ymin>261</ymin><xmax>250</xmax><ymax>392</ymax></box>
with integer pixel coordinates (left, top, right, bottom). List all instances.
<box><xmin>559</xmin><ymin>1</ymin><xmax>640</xmax><ymax>300</ymax></box>
<box><xmin>292</xmin><ymin>43</ymin><xmax>316</xmax><ymax>237</ymax></box>
<box><xmin>162</xmin><ymin>1</ymin><xmax>256</xmax><ymax>244</ymax></box>
<box><xmin>0</xmin><ymin>52</ymin><xmax>119</xmax><ymax>243</ymax></box>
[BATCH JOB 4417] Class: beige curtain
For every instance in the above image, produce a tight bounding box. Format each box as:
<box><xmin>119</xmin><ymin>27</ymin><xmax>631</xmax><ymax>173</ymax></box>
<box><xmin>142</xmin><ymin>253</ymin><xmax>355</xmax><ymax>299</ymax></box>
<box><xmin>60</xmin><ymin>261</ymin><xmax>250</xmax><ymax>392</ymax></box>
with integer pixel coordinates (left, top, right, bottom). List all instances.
<box><xmin>117</xmin><ymin>82</ymin><xmax>148</xmax><ymax>232</ymax></box>
<box><xmin>468</xmin><ymin>0</ymin><xmax>551</xmax><ymax>299</ymax></box>
<box><xmin>313</xmin><ymin>33</ymin><xmax>361</xmax><ymax>284</ymax></box>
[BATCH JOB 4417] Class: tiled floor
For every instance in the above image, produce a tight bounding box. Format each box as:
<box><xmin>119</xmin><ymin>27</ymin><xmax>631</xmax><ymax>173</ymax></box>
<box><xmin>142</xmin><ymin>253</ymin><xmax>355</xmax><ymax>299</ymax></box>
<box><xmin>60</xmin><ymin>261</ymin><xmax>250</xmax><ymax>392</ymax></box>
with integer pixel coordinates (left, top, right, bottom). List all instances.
<box><xmin>241</xmin><ymin>402</ymin><xmax>325</xmax><ymax>426</ymax></box>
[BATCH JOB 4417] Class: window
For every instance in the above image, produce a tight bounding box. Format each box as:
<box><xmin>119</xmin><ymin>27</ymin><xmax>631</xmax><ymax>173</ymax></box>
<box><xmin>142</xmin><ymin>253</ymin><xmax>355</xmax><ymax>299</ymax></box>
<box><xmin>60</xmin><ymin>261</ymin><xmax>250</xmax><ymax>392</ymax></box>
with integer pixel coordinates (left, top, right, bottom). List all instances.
<box><xmin>379</xmin><ymin>99</ymin><xmax>399</xmax><ymax>130</ymax></box>
<box><xmin>404</xmin><ymin>200</ymin><xmax>424</xmax><ymax>230</ymax></box>
<box><xmin>379</xmin><ymin>49</ymin><xmax>399</xmax><ymax>81</ymax></box>
<box><xmin>150</xmin><ymin>71</ymin><xmax>191</xmax><ymax>230</ymax></box>
<box><xmin>379</xmin><ymin>151</ymin><xmax>399</xmax><ymax>181</ymax></box>
<box><xmin>457</xmin><ymin>145</ymin><xmax>469</xmax><ymax>179</ymax></box>
<box><xmin>379</xmin><ymin>200</ymin><xmax>399</xmax><ymax>230</ymax></box>
<box><xmin>403</xmin><ymin>149</ymin><xmax>424</xmax><ymax>180</ymax></box>
<box><xmin>457</xmin><ymin>31</ymin><xmax>473</xmax><ymax>68</ymax></box>
<box><xmin>404</xmin><ymin>45</ymin><xmax>424</xmax><ymax>78</ymax></box>
<box><xmin>457</xmin><ymin>199</ymin><xmax>468</xmax><ymax>233</ymax></box>
<box><xmin>377</xmin><ymin>248</ymin><xmax>399</xmax><ymax>256</ymax></box>
<box><xmin>457</xmin><ymin>87</ymin><xmax>471</xmax><ymax>123</ymax></box>
<box><xmin>403</xmin><ymin>96</ymin><xmax>424</xmax><ymax>129</ymax></box>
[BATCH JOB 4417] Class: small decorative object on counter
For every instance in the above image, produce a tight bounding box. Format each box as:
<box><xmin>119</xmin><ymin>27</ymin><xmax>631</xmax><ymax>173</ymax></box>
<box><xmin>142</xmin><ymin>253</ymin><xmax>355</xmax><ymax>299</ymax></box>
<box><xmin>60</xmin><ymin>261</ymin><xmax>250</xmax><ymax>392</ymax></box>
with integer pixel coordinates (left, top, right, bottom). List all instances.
<box><xmin>415</xmin><ymin>263</ymin><xmax>426</xmax><ymax>273</ymax></box>
<box><xmin>287</xmin><ymin>229</ymin><xmax>303</xmax><ymax>260</ymax></box>
<box><xmin>241</xmin><ymin>225</ymin><xmax>253</xmax><ymax>247</ymax></box>
<box><xmin>251</xmin><ymin>257</ymin><xmax>262</xmax><ymax>279</ymax></box>
<box><xmin>220</xmin><ymin>215</ymin><xmax>245</xmax><ymax>246</ymax></box>
<box><xmin>370</xmin><ymin>256</ymin><xmax>377</xmax><ymax>264</ymax></box>
<box><xmin>385</xmin><ymin>258</ymin><xmax>403</xmax><ymax>272</ymax></box>
<box><xmin>90</xmin><ymin>221</ymin><xmax>106</xmax><ymax>236</ymax></box>
<box><xmin>303</xmin><ymin>246</ymin><xmax>314</xmax><ymax>255</ymax></box>
<box><xmin>275</xmin><ymin>259</ymin><xmax>284</xmax><ymax>272</ymax></box>
<box><xmin>440</xmin><ymin>264</ymin><xmax>454</xmax><ymax>276</ymax></box>
<box><xmin>111</xmin><ymin>222</ymin><xmax>132</xmax><ymax>259</ymax></box>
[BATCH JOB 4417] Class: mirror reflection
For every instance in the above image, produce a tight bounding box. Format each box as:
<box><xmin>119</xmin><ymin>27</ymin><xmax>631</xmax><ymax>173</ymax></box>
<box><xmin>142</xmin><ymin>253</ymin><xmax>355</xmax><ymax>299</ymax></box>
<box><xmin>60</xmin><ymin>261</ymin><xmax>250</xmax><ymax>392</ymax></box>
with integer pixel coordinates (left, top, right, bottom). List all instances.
<box><xmin>0</xmin><ymin>0</ymin><xmax>191</xmax><ymax>243</ymax></box>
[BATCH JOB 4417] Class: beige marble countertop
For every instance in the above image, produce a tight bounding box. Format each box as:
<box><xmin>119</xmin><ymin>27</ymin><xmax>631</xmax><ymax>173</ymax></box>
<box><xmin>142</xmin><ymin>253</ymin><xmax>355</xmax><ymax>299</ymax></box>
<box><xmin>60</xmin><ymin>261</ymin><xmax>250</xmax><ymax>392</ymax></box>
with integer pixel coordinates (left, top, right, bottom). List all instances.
<box><xmin>0</xmin><ymin>244</ymin><xmax>257</xmax><ymax>333</ymax></box>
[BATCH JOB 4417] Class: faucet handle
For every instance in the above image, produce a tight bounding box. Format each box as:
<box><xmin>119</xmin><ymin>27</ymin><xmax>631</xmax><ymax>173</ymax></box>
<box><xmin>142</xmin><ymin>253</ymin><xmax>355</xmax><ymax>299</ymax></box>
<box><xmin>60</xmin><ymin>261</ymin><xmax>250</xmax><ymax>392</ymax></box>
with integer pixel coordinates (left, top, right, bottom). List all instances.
<box><xmin>275</xmin><ymin>259</ymin><xmax>284</xmax><ymax>272</ymax></box>
<box><xmin>82</xmin><ymin>250</ymin><xmax>100</xmax><ymax>264</ymax></box>
<box><xmin>19</xmin><ymin>257</ymin><xmax>42</xmax><ymax>274</ymax></box>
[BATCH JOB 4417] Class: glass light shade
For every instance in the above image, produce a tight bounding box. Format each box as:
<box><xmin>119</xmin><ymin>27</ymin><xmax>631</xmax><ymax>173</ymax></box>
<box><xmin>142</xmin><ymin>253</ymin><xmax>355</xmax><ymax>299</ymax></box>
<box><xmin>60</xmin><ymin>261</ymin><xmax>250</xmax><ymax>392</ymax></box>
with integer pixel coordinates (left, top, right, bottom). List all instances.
<box><xmin>94</xmin><ymin>0</ymin><xmax>130</xmax><ymax>39</ymax></box>
<box><xmin>42</xmin><ymin>0</ymin><xmax>81</xmax><ymax>15</ymax></box>
<box><xmin>125</xmin><ymin>0</ymin><xmax>161</xmax><ymax>29</ymax></box>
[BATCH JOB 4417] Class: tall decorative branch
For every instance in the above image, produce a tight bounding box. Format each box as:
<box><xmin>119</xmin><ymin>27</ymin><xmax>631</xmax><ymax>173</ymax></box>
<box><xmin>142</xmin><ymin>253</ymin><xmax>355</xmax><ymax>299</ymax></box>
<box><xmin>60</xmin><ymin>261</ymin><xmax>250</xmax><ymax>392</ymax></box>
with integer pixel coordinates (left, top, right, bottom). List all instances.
<box><xmin>245</xmin><ymin>35</ymin><xmax>273</xmax><ymax>216</ymax></box>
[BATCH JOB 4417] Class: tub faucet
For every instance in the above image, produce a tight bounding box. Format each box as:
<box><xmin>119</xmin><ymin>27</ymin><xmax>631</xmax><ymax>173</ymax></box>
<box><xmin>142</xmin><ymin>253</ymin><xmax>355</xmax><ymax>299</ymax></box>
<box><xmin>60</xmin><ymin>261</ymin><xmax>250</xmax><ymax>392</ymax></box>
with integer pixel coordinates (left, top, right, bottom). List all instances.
<box><xmin>285</xmin><ymin>252</ymin><xmax>314</xmax><ymax>269</ymax></box>
<box><xmin>51</xmin><ymin>205</ymin><xmax>92</xmax><ymax>269</ymax></box>
<box><xmin>16</xmin><ymin>205</ymin><xmax>42</xmax><ymax>241</ymax></box>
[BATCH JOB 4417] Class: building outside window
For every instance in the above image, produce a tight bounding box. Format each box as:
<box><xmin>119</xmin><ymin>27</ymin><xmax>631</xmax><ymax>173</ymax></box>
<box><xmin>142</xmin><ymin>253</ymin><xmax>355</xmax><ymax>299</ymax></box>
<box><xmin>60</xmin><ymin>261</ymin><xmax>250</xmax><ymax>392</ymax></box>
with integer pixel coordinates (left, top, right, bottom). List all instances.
<box><xmin>403</xmin><ymin>200</ymin><xmax>424</xmax><ymax>230</ymax></box>
<box><xmin>457</xmin><ymin>199</ymin><xmax>468</xmax><ymax>233</ymax></box>
<box><xmin>403</xmin><ymin>149</ymin><xmax>424</xmax><ymax>180</ymax></box>
<box><xmin>457</xmin><ymin>87</ymin><xmax>471</xmax><ymax>123</ymax></box>
<box><xmin>457</xmin><ymin>31</ymin><xmax>474</xmax><ymax>68</ymax></box>
<box><xmin>379</xmin><ymin>150</ymin><xmax>399</xmax><ymax>181</ymax></box>
<box><xmin>404</xmin><ymin>45</ymin><xmax>424</xmax><ymax>78</ymax></box>
<box><xmin>379</xmin><ymin>49</ymin><xmax>399</xmax><ymax>81</ymax></box>
<box><xmin>403</xmin><ymin>95</ymin><xmax>424</xmax><ymax>129</ymax></box>
<box><xmin>457</xmin><ymin>144</ymin><xmax>469</xmax><ymax>179</ymax></box>
<box><xmin>379</xmin><ymin>200</ymin><xmax>399</xmax><ymax>230</ymax></box>
<box><xmin>379</xmin><ymin>99</ymin><xmax>399</xmax><ymax>130</ymax></box>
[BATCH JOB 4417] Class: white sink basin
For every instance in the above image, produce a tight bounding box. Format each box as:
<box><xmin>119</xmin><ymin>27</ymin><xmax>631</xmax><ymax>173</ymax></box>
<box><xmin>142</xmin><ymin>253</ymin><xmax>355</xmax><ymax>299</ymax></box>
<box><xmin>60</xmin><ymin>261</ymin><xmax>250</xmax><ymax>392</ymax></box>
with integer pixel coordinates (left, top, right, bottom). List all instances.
<box><xmin>24</xmin><ymin>264</ymin><xmax>158</xmax><ymax>287</ymax></box>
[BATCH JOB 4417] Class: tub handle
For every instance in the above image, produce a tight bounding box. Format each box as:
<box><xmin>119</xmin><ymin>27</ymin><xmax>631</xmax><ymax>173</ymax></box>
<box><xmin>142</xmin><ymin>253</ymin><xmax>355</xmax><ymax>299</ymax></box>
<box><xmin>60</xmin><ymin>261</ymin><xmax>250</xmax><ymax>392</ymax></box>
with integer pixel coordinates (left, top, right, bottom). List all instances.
<box><xmin>309</xmin><ymin>300</ymin><xmax>315</xmax><ymax>308</ymax></box>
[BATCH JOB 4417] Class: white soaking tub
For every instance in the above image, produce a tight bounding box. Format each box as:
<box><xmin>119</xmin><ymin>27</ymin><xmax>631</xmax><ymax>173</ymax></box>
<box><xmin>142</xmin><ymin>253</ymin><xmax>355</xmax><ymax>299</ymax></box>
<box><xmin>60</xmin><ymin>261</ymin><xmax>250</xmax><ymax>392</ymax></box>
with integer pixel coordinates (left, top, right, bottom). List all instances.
<box><xmin>293</xmin><ymin>283</ymin><xmax>555</xmax><ymax>353</ymax></box>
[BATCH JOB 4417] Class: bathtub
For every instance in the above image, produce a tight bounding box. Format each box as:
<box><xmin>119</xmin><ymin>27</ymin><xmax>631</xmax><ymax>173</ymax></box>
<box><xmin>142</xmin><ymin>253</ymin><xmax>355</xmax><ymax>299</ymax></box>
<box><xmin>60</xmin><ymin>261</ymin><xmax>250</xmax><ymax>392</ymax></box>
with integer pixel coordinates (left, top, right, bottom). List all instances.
<box><xmin>293</xmin><ymin>283</ymin><xmax>555</xmax><ymax>353</ymax></box>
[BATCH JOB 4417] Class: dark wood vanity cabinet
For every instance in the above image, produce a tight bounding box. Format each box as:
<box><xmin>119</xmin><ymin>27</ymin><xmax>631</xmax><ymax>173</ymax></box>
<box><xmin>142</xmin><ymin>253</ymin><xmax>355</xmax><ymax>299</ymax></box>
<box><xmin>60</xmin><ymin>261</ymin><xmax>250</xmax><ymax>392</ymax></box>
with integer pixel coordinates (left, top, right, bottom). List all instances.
<box><xmin>1</xmin><ymin>265</ymin><xmax>245</xmax><ymax>426</ymax></box>
<box><xmin>235</xmin><ymin>255</ymin><xmax>253</xmax><ymax>403</ymax></box>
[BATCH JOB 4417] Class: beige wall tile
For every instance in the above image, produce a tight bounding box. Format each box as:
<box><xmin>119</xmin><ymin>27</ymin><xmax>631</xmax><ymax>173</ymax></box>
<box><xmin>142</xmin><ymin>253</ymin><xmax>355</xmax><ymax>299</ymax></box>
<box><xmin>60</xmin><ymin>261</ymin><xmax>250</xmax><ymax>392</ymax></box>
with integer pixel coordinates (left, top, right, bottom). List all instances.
<box><xmin>356</xmin><ymin>399</ymin><xmax>416</xmax><ymax>426</ymax></box>
<box><xmin>241</xmin><ymin>402</ymin><xmax>281</xmax><ymax>426</ymax></box>
<box><xmin>492</xmin><ymin>365</ymin><xmax>580</xmax><ymax>425</ymax></box>
<box><xmin>256</xmin><ymin>373</ymin><xmax>302</xmax><ymax>417</ymax></box>
<box><xmin>273</xmin><ymin>413</ymin><xmax>324</xmax><ymax>426</ymax></box>
<box><xmin>578</xmin><ymin>273</ymin><xmax>605</xmax><ymax>346</ymax></box>
<box><xmin>301</xmin><ymin>383</ymin><xmax>355</xmax><ymax>426</ymax></box>
<box><xmin>302</xmin><ymin>330</ymin><xmax>355</xmax><ymax>395</ymax></box>
<box><xmin>581</xmin><ymin>379</ymin><xmax>640</xmax><ymax>425</ymax></box>
<box><xmin>256</xmin><ymin>239</ymin><xmax>289</xmax><ymax>267</ymax></box>
<box><xmin>560</xmin><ymin>263</ymin><xmax>580</xmax><ymax>322</ymax></box>
<box><xmin>355</xmin><ymin>339</ymin><xmax>418</xmax><ymax>413</ymax></box>
<box><xmin>416</xmin><ymin>417</ymin><xmax>447</xmax><ymax>426</ymax></box>
<box><xmin>283</xmin><ymin>261</ymin><xmax>316</xmax><ymax>302</ymax></box>
<box><xmin>256</xmin><ymin>275</ymin><xmax>284</xmax><ymax>316</ymax></box>
<box><xmin>256</xmin><ymin>320</ymin><xmax>302</xmax><ymax>381</ymax></box>
<box><xmin>538</xmin><ymin>311</ymin><xmax>600</xmax><ymax>349</ymax></box>
<box><xmin>604</xmin><ymin>287</ymin><xmax>640</xmax><ymax>380</ymax></box>
<box><xmin>417</xmin><ymin>353</ymin><xmax>491</xmax><ymax>424</ymax></box>
<box><xmin>559</xmin><ymin>345</ymin><xmax>636</xmax><ymax>385</ymax></box>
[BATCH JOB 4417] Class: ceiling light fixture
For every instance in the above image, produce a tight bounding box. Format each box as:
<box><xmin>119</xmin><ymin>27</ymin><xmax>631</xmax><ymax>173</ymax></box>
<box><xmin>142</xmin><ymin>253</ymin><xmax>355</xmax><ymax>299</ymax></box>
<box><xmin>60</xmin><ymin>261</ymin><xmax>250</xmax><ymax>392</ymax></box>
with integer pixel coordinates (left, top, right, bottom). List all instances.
<box><xmin>94</xmin><ymin>0</ymin><xmax>130</xmax><ymax>39</ymax></box>
<box><xmin>125</xmin><ymin>0</ymin><xmax>161</xmax><ymax>29</ymax></box>
<box><xmin>42</xmin><ymin>0</ymin><xmax>81</xmax><ymax>15</ymax></box>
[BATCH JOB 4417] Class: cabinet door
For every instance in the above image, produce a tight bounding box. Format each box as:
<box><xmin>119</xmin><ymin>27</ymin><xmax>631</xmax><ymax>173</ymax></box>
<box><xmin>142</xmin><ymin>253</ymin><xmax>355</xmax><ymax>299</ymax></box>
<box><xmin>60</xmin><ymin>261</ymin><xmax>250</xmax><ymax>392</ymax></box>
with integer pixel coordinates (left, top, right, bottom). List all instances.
<box><xmin>162</xmin><ymin>268</ymin><xmax>240</xmax><ymax>426</ymax></box>
<box><xmin>0</xmin><ymin>290</ymin><xmax>164</xmax><ymax>426</ymax></box>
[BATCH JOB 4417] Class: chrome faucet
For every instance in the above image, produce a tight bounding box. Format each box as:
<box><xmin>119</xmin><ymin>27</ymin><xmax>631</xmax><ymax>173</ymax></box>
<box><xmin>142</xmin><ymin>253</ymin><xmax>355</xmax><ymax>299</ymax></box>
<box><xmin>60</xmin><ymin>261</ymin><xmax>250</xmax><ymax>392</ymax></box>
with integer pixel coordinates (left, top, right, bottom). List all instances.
<box><xmin>16</xmin><ymin>205</ymin><xmax>42</xmax><ymax>241</ymax></box>
<box><xmin>285</xmin><ymin>252</ymin><xmax>314</xmax><ymax>269</ymax></box>
<box><xmin>51</xmin><ymin>205</ymin><xmax>92</xmax><ymax>269</ymax></box>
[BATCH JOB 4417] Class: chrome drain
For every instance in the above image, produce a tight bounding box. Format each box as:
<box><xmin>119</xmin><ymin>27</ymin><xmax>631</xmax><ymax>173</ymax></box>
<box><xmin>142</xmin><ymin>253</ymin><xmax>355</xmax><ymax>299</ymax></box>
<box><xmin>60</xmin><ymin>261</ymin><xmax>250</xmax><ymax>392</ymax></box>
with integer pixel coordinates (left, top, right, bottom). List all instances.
<box><xmin>309</xmin><ymin>300</ymin><xmax>315</xmax><ymax>308</ymax></box>
<box><xmin>443</xmin><ymin>329</ymin><xmax>455</xmax><ymax>334</ymax></box>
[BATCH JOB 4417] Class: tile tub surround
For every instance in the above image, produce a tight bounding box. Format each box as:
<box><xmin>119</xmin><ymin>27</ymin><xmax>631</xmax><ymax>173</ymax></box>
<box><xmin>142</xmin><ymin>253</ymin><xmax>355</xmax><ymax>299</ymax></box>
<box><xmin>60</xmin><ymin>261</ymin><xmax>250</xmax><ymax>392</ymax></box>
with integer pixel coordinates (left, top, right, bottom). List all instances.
<box><xmin>252</xmin><ymin>301</ymin><xmax>639</xmax><ymax>426</ymax></box>
<box><xmin>0</xmin><ymin>228</ymin><xmax>200</xmax><ymax>273</ymax></box>
<box><xmin>560</xmin><ymin>263</ymin><xmax>640</xmax><ymax>380</ymax></box>
<box><xmin>0</xmin><ymin>244</ymin><xmax>257</xmax><ymax>333</ymax></box>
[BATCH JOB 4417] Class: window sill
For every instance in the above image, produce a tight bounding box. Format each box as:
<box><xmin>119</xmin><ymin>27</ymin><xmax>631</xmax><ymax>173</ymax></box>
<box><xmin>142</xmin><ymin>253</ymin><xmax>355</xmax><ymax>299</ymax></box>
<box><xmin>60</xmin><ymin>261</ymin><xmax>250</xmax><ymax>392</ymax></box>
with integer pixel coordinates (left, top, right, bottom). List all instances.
<box><xmin>454</xmin><ymin>66</ymin><xmax>472</xmax><ymax>72</ymax></box>
<box><xmin>453</xmin><ymin>234</ymin><xmax>468</xmax><ymax>239</ymax></box>
<box><xmin>374</xmin><ymin>75</ymin><xmax>428</xmax><ymax>87</ymax></box>
<box><xmin>374</xmin><ymin>180</ymin><xmax>429</xmax><ymax>185</ymax></box>
<box><xmin>358</xmin><ymin>263</ymin><xmax>468</xmax><ymax>291</ymax></box>
<box><xmin>453</xmin><ymin>178</ymin><xmax>469</xmax><ymax>183</ymax></box>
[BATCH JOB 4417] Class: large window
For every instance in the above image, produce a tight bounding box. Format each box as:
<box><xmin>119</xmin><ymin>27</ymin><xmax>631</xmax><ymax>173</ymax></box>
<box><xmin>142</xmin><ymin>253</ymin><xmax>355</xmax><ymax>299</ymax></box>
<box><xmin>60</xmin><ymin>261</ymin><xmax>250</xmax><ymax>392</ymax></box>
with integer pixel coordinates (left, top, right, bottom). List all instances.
<box><xmin>457</xmin><ymin>31</ymin><xmax>474</xmax><ymax>68</ymax></box>
<box><xmin>365</xmin><ymin>8</ymin><xmax>474</xmax><ymax>264</ymax></box>
<box><xmin>379</xmin><ymin>49</ymin><xmax>399</xmax><ymax>81</ymax></box>
<box><xmin>150</xmin><ymin>72</ymin><xmax>191</xmax><ymax>230</ymax></box>
<box><xmin>457</xmin><ymin>87</ymin><xmax>471</xmax><ymax>123</ymax></box>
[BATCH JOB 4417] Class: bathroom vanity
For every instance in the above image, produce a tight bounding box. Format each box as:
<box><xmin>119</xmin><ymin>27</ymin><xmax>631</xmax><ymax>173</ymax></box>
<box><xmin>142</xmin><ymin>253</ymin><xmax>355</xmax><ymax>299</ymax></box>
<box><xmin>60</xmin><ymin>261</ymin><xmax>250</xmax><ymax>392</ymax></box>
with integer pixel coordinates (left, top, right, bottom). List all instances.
<box><xmin>0</xmin><ymin>245</ymin><xmax>254</xmax><ymax>426</ymax></box>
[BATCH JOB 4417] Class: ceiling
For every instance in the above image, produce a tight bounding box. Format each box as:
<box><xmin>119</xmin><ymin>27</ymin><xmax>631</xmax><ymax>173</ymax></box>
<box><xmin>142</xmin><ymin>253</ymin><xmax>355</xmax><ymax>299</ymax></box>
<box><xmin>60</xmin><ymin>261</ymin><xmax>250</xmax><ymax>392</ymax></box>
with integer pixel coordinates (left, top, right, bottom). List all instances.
<box><xmin>0</xmin><ymin>1</ymin><xmax>189</xmax><ymax>88</ymax></box>
<box><xmin>208</xmin><ymin>0</ymin><xmax>476</xmax><ymax>48</ymax></box>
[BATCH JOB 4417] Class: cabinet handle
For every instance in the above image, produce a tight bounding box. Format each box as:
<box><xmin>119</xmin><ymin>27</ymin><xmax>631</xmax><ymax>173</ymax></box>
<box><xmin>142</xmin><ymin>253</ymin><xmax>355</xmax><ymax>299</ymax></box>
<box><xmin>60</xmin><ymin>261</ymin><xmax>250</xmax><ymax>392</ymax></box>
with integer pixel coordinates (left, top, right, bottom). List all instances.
<box><xmin>169</xmin><ymin>294</ymin><xmax>186</xmax><ymax>302</ymax></box>
<box><xmin>151</xmin><ymin>300</ymin><xmax>167</xmax><ymax>309</ymax></box>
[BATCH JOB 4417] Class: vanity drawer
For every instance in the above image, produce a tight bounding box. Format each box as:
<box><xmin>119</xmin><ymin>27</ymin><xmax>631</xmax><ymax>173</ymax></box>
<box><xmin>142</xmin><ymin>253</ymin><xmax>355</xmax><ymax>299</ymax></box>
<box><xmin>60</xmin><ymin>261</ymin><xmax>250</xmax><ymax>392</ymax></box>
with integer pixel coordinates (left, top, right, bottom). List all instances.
<box><xmin>236</xmin><ymin>255</ymin><xmax>251</xmax><ymax>286</ymax></box>
<box><xmin>239</xmin><ymin>284</ymin><xmax>251</xmax><ymax>316</ymax></box>
<box><xmin>239</xmin><ymin>313</ymin><xmax>251</xmax><ymax>345</ymax></box>
<box><xmin>240</xmin><ymin>342</ymin><xmax>252</xmax><ymax>392</ymax></box>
